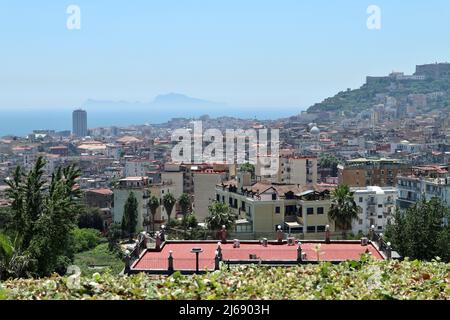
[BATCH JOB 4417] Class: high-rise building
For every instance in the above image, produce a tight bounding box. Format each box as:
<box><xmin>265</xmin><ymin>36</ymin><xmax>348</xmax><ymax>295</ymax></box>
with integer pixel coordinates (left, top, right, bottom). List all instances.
<box><xmin>72</xmin><ymin>109</ymin><xmax>88</xmax><ymax>137</ymax></box>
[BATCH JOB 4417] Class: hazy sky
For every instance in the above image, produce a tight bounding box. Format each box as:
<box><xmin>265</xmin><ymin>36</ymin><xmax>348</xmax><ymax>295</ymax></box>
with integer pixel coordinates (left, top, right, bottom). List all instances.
<box><xmin>1</xmin><ymin>0</ymin><xmax>450</xmax><ymax>110</ymax></box>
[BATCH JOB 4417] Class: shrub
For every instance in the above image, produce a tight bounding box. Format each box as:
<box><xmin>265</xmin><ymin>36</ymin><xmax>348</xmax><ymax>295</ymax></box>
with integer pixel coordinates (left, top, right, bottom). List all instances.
<box><xmin>72</xmin><ymin>228</ymin><xmax>103</xmax><ymax>253</ymax></box>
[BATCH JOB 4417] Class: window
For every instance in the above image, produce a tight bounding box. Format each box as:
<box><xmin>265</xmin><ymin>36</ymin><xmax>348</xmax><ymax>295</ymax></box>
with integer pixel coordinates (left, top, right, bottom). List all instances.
<box><xmin>272</xmin><ymin>193</ymin><xmax>277</xmax><ymax>200</ymax></box>
<box><xmin>359</xmin><ymin>197</ymin><xmax>363</xmax><ymax>203</ymax></box>
<box><xmin>378</xmin><ymin>215</ymin><xmax>383</xmax><ymax>219</ymax></box>
<box><xmin>317</xmin><ymin>207</ymin><xmax>324</xmax><ymax>214</ymax></box>
<box><xmin>378</xmin><ymin>204</ymin><xmax>383</xmax><ymax>208</ymax></box>
<box><xmin>216</xmin><ymin>194</ymin><xmax>220</xmax><ymax>202</ymax></box>
<box><xmin>275</xmin><ymin>206</ymin><xmax>280</xmax><ymax>214</ymax></box>
<box><xmin>317</xmin><ymin>225</ymin><xmax>326</xmax><ymax>232</ymax></box>
<box><xmin>359</xmin><ymin>219</ymin><xmax>363</xmax><ymax>225</ymax></box>
<box><xmin>307</xmin><ymin>226</ymin><xmax>316</xmax><ymax>233</ymax></box>
<box><xmin>377</xmin><ymin>226</ymin><xmax>382</xmax><ymax>230</ymax></box>
<box><xmin>222</xmin><ymin>196</ymin><xmax>225</xmax><ymax>203</ymax></box>
<box><xmin>307</xmin><ymin>207</ymin><xmax>314</xmax><ymax>215</ymax></box>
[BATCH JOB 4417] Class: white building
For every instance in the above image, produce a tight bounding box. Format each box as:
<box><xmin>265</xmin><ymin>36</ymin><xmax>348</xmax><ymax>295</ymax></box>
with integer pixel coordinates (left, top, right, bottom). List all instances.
<box><xmin>113</xmin><ymin>177</ymin><xmax>150</xmax><ymax>230</ymax></box>
<box><xmin>124</xmin><ymin>159</ymin><xmax>159</xmax><ymax>178</ymax></box>
<box><xmin>256</xmin><ymin>156</ymin><xmax>318</xmax><ymax>185</ymax></box>
<box><xmin>193</xmin><ymin>169</ymin><xmax>227</xmax><ymax>221</ymax></box>
<box><xmin>351</xmin><ymin>186</ymin><xmax>398</xmax><ymax>235</ymax></box>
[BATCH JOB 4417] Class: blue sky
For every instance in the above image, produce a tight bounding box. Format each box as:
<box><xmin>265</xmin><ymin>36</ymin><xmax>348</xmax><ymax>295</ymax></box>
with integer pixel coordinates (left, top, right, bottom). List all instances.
<box><xmin>0</xmin><ymin>0</ymin><xmax>450</xmax><ymax>110</ymax></box>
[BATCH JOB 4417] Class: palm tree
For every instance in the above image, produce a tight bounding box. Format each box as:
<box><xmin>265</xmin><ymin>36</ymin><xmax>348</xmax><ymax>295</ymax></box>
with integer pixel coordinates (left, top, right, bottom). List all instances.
<box><xmin>178</xmin><ymin>193</ymin><xmax>191</xmax><ymax>216</ymax></box>
<box><xmin>328</xmin><ymin>185</ymin><xmax>358</xmax><ymax>239</ymax></box>
<box><xmin>205</xmin><ymin>201</ymin><xmax>236</xmax><ymax>232</ymax></box>
<box><xmin>147</xmin><ymin>195</ymin><xmax>160</xmax><ymax>232</ymax></box>
<box><xmin>162</xmin><ymin>192</ymin><xmax>176</xmax><ymax>225</ymax></box>
<box><xmin>178</xmin><ymin>193</ymin><xmax>191</xmax><ymax>237</ymax></box>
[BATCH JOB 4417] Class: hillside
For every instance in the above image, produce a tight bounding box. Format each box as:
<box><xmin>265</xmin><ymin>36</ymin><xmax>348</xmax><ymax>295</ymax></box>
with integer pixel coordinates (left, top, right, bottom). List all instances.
<box><xmin>307</xmin><ymin>75</ymin><xmax>450</xmax><ymax>115</ymax></box>
<box><xmin>1</xmin><ymin>259</ymin><xmax>448</xmax><ymax>300</ymax></box>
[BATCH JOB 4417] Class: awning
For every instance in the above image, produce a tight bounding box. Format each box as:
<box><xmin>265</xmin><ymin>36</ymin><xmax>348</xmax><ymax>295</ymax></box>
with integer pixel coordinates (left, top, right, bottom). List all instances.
<box><xmin>296</xmin><ymin>190</ymin><xmax>314</xmax><ymax>197</ymax></box>
<box><xmin>284</xmin><ymin>221</ymin><xmax>303</xmax><ymax>229</ymax></box>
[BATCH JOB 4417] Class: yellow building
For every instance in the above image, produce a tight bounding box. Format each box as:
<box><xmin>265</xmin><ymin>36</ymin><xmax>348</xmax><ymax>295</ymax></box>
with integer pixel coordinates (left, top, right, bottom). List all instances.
<box><xmin>215</xmin><ymin>175</ymin><xmax>336</xmax><ymax>239</ymax></box>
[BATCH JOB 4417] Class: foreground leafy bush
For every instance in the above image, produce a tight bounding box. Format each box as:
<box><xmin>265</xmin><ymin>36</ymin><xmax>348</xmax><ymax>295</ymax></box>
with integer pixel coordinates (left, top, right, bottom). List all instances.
<box><xmin>1</xmin><ymin>259</ymin><xmax>449</xmax><ymax>300</ymax></box>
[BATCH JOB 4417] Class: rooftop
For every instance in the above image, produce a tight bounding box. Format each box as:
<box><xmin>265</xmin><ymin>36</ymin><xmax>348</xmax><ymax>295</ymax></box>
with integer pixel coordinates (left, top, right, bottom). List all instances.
<box><xmin>131</xmin><ymin>240</ymin><xmax>384</xmax><ymax>273</ymax></box>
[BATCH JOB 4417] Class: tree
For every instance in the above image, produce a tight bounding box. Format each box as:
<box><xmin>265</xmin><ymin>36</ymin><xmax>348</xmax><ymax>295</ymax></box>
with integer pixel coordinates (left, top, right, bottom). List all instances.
<box><xmin>178</xmin><ymin>193</ymin><xmax>191</xmax><ymax>216</ymax></box>
<box><xmin>107</xmin><ymin>222</ymin><xmax>122</xmax><ymax>252</ymax></box>
<box><xmin>78</xmin><ymin>207</ymin><xmax>104</xmax><ymax>231</ymax></box>
<box><xmin>71</xmin><ymin>228</ymin><xmax>102</xmax><ymax>253</ymax></box>
<box><xmin>319</xmin><ymin>154</ymin><xmax>341</xmax><ymax>177</ymax></box>
<box><xmin>240</xmin><ymin>162</ymin><xmax>255</xmax><ymax>178</ymax></box>
<box><xmin>205</xmin><ymin>201</ymin><xmax>236</xmax><ymax>231</ymax></box>
<box><xmin>386</xmin><ymin>197</ymin><xmax>450</xmax><ymax>261</ymax></box>
<box><xmin>162</xmin><ymin>192</ymin><xmax>176</xmax><ymax>225</ymax></box>
<box><xmin>4</xmin><ymin>157</ymin><xmax>83</xmax><ymax>276</ymax></box>
<box><xmin>121</xmin><ymin>192</ymin><xmax>138</xmax><ymax>242</ymax></box>
<box><xmin>147</xmin><ymin>195</ymin><xmax>160</xmax><ymax>232</ymax></box>
<box><xmin>28</xmin><ymin>163</ymin><xmax>83</xmax><ymax>275</ymax></box>
<box><xmin>328</xmin><ymin>185</ymin><xmax>358</xmax><ymax>239</ymax></box>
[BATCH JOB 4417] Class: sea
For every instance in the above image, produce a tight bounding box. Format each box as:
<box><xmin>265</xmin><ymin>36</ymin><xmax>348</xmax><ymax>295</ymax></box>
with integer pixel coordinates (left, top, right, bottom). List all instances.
<box><xmin>0</xmin><ymin>107</ymin><xmax>302</xmax><ymax>137</ymax></box>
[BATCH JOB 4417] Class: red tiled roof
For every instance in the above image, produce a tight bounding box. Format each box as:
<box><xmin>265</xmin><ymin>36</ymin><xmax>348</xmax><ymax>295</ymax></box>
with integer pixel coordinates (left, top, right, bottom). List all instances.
<box><xmin>132</xmin><ymin>241</ymin><xmax>383</xmax><ymax>271</ymax></box>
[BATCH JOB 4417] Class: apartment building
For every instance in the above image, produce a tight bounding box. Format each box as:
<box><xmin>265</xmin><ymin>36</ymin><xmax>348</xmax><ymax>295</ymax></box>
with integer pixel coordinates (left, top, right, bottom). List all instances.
<box><xmin>338</xmin><ymin>158</ymin><xmax>411</xmax><ymax>187</ymax></box>
<box><xmin>256</xmin><ymin>155</ymin><xmax>318</xmax><ymax>185</ymax></box>
<box><xmin>124</xmin><ymin>158</ymin><xmax>159</xmax><ymax>178</ymax></box>
<box><xmin>113</xmin><ymin>176</ymin><xmax>175</xmax><ymax>231</ymax></box>
<box><xmin>397</xmin><ymin>165</ymin><xmax>450</xmax><ymax>209</ymax></box>
<box><xmin>193</xmin><ymin>169</ymin><xmax>228</xmax><ymax>221</ymax></box>
<box><xmin>113</xmin><ymin>177</ymin><xmax>150</xmax><ymax>230</ymax></box>
<box><xmin>351</xmin><ymin>186</ymin><xmax>397</xmax><ymax>235</ymax></box>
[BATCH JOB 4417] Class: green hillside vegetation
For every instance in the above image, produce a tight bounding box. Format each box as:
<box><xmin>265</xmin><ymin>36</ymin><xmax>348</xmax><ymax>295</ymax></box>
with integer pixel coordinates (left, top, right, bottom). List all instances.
<box><xmin>307</xmin><ymin>76</ymin><xmax>450</xmax><ymax>114</ymax></box>
<box><xmin>1</xmin><ymin>258</ymin><xmax>448</xmax><ymax>300</ymax></box>
<box><xmin>73</xmin><ymin>243</ymin><xmax>124</xmax><ymax>277</ymax></box>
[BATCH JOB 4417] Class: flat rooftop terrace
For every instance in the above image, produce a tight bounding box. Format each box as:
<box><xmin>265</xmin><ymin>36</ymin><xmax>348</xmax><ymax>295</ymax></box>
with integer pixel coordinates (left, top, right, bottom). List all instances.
<box><xmin>131</xmin><ymin>240</ymin><xmax>384</xmax><ymax>273</ymax></box>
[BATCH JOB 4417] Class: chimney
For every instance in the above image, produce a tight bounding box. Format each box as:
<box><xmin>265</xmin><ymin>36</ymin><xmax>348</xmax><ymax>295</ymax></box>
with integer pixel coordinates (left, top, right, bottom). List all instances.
<box><xmin>233</xmin><ymin>239</ymin><xmax>240</xmax><ymax>248</ymax></box>
<box><xmin>262</xmin><ymin>238</ymin><xmax>268</xmax><ymax>247</ymax></box>
<box><xmin>214</xmin><ymin>250</ymin><xmax>220</xmax><ymax>270</ymax></box>
<box><xmin>155</xmin><ymin>232</ymin><xmax>161</xmax><ymax>251</ymax></box>
<box><xmin>369</xmin><ymin>225</ymin><xmax>375</xmax><ymax>241</ymax></box>
<box><xmin>217</xmin><ymin>242</ymin><xmax>223</xmax><ymax>260</ymax></box>
<box><xmin>386</xmin><ymin>242</ymin><xmax>392</xmax><ymax>260</ymax></box>
<box><xmin>297</xmin><ymin>243</ymin><xmax>302</xmax><ymax>262</ymax></box>
<box><xmin>168</xmin><ymin>250</ymin><xmax>174</xmax><ymax>272</ymax></box>
<box><xmin>361</xmin><ymin>237</ymin><xmax>369</xmax><ymax>246</ymax></box>
<box><xmin>276</xmin><ymin>225</ymin><xmax>284</xmax><ymax>242</ymax></box>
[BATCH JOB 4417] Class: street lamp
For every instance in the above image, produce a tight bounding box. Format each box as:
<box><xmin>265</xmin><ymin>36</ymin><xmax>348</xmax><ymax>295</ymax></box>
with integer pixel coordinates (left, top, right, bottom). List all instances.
<box><xmin>191</xmin><ymin>247</ymin><xmax>204</xmax><ymax>273</ymax></box>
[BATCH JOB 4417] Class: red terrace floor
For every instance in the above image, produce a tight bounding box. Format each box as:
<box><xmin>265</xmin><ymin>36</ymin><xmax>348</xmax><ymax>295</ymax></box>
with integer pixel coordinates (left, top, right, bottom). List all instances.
<box><xmin>132</xmin><ymin>241</ymin><xmax>384</xmax><ymax>271</ymax></box>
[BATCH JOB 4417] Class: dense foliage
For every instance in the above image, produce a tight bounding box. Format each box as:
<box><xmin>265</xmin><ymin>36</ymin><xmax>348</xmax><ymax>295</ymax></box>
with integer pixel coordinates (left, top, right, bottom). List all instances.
<box><xmin>121</xmin><ymin>192</ymin><xmax>138</xmax><ymax>241</ymax></box>
<box><xmin>146</xmin><ymin>195</ymin><xmax>160</xmax><ymax>232</ymax></box>
<box><xmin>386</xmin><ymin>198</ymin><xmax>450</xmax><ymax>262</ymax></box>
<box><xmin>73</xmin><ymin>243</ymin><xmax>124</xmax><ymax>277</ymax></box>
<box><xmin>78</xmin><ymin>207</ymin><xmax>104</xmax><ymax>231</ymax></box>
<box><xmin>308</xmin><ymin>76</ymin><xmax>450</xmax><ymax>114</ymax></box>
<box><xmin>0</xmin><ymin>258</ymin><xmax>448</xmax><ymax>300</ymax></box>
<box><xmin>71</xmin><ymin>228</ymin><xmax>103</xmax><ymax>253</ymax></box>
<box><xmin>328</xmin><ymin>185</ymin><xmax>358</xmax><ymax>238</ymax></box>
<box><xmin>1</xmin><ymin>157</ymin><xmax>83</xmax><ymax>278</ymax></box>
<box><xmin>162</xmin><ymin>192</ymin><xmax>176</xmax><ymax>224</ymax></box>
<box><xmin>205</xmin><ymin>201</ymin><xmax>236</xmax><ymax>231</ymax></box>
